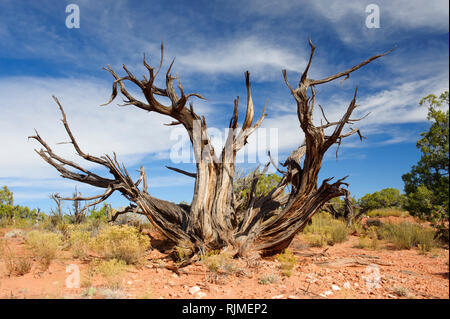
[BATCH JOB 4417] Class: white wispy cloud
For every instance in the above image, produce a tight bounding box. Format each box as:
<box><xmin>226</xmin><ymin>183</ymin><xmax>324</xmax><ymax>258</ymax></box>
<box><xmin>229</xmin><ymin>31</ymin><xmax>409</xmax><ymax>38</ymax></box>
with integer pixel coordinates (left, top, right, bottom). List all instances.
<box><xmin>178</xmin><ymin>36</ymin><xmax>307</xmax><ymax>79</ymax></box>
<box><xmin>0</xmin><ymin>76</ymin><xmax>213</xmax><ymax>180</ymax></box>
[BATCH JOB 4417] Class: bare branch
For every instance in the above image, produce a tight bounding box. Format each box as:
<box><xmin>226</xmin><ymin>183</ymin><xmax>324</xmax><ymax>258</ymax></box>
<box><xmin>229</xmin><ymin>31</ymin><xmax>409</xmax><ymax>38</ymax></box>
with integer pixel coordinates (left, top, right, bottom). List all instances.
<box><xmin>310</xmin><ymin>46</ymin><xmax>396</xmax><ymax>85</ymax></box>
<box><xmin>166</xmin><ymin>166</ymin><xmax>196</xmax><ymax>178</ymax></box>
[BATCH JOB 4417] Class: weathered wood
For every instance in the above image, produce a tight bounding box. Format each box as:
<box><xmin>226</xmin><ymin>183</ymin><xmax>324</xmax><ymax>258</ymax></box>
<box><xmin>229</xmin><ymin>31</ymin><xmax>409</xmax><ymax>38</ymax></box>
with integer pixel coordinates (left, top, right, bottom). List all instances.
<box><xmin>30</xmin><ymin>40</ymin><xmax>393</xmax><ymax>257</ymax></box>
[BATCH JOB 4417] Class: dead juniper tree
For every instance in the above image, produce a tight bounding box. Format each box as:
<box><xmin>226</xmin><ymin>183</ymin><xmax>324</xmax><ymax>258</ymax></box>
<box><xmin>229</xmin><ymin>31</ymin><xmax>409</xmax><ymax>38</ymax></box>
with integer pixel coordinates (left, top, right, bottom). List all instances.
<box><xmin>29</xmin><ymin>39</ymin><xmax>393</xmax><ymax>257</ymax></box>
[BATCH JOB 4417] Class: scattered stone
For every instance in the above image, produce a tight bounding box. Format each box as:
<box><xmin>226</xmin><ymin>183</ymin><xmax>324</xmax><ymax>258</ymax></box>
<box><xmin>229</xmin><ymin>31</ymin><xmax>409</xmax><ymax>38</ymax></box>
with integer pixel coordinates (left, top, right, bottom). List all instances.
<box><xmin>100</xmin><ymin>289</ymin><xmax>126</xmax><ymax>299</ymax></box>
<box><xmin>127</xmin><ymin>281</ymin><xmax>133</xmax><ymax>285</ymax></box>
<box><xmin>319</xmin><ymin>291</ymin><xmax>333</xmax><ymax>298</ymax></box>
<box><xmin>189</xmin><ymin>286</ymin><xmax>201</xmax><ymax>295</ymax></box>
<box><xmin>343</xmin><ymin>282</ymin><xmax>351</xmax><ymax>289</ymax></box>
<box><xmin>272</xmin><ymin>294</ymin><xmax>284</xmax><ymax>299</ymax></box>
<box><xmin>354</xmin><ymin>283</ymin><xmax>359</xmax><ymax>287</ymax></box>
<box><xmin>287</xmin><ymin>295</ymin><xmax>297</xmax><ymax>299</ymax></box>
<box><xmin>196</xmin><ymin>292</ymin><xmax>207</xmax><ymax>299</ymax></box>
<box><xmin>4</xmin><ymin>230</ymin><xmax>25</xmax><ymax>238</ymax></box>
<box><xmin>331</xmin><ymin>284</ymin><xmax>341</xmax><ymax>291</ymax></box>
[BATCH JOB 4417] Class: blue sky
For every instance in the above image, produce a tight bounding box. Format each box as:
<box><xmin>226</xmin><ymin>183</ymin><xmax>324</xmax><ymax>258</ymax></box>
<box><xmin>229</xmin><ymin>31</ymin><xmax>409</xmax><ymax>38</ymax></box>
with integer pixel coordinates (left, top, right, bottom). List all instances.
<box><xmin>0</xmin><ymin>0</ymin><xmax>448</xmax><ymax>212</ymax></box>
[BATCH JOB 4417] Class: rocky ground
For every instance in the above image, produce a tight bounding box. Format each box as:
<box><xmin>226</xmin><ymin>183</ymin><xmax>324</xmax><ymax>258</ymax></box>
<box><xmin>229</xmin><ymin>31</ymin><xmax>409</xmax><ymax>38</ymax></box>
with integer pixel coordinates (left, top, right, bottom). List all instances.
<box><xmin>0</xmin><ymin>223</ymin><xmax>448</xmax><ymax>299</ymax></box>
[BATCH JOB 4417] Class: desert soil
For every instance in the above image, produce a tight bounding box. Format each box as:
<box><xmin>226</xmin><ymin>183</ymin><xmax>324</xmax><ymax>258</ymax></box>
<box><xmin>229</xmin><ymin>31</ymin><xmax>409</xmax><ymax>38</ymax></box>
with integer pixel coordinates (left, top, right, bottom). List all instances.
<box><xmin>0</xmin><ymin>222</ymin><xmax>448</xmax><ymax>299</ymax></box>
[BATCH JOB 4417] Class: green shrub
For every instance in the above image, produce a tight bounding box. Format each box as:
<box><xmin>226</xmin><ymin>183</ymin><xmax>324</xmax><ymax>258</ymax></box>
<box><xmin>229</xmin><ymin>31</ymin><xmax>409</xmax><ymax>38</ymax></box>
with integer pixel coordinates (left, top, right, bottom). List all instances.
<box><xmin>276</xmin><ymin>249</ymin><xmax>297</xmax><ymax>277</ymax></box>
<box><xmin>304</xmin><ymin>212</ymin><xmax>349</xmax><ymax>245</ymax></box>
<box><xmin>25</xmin><ymin>230</ymin><xmax>62</xmax><ymax>269</ymax></box>
<box><xmin>330</xmin><ymin>223</ymin><xmax>348</xmax><ymax>244</ymax></box>
<box><xmin>92</xmin><ymin>225</ymin><xmax>150</xmax><ymax>264</ymax></box>
<box><xmin>258</xmin><ymin>274</ymin><xmax>279</xmax><ymax>285</ymax></box>
<box><xmin>173</xmin><ymin>239</ymin><xmax>193</xmax><ymax>263</ymax></box>
<box><xmin>202</xmin><ymin>251</ymin><xmax>235</xmax><ymax>274</ymax></box>
<box><xmin>378</xmin><ymin>222</ymin><xmax>436</xmax><ymax>250</ymax></box>
<box><xmin>349</xmin><ymin>221</ymin><xmax>365</xmax><ymax>235</ymax></box>
<box><xmin>367</xmin><ymin>208</ymin><xmax>409</xmax><ymax>218</ymax></box>
<box><xmin>355</xmin><ymin>236</ymin><xmax>379</xmax><ymax>250</ymax></box>
<box><xmin>96</xmin><ymin>259</ymin><xmax>127</xmax><ymax>289</ymax></box>
<box><xmin>67</xmin><ymin>226</ymin><xmax>91</xmax><ymax>259</ymax></box>
<box><xmin>303</xmin><ymin>234</ymin><xmax>327</xmax><ymax>247</ymax></box>
<box><xmin>358</xmin><ymin>188</ymin><xmax>406</xmax><ymax>212</ymax></box>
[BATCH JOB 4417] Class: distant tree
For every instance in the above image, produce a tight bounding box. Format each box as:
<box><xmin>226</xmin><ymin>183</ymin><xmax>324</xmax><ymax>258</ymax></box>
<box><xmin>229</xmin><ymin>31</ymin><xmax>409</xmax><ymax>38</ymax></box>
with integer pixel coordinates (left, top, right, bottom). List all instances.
<box><xmin>358</xmin><ymin>188</ymin><xmax>406</xmax><ymax>212</ymax></box>
<box><xmin>402</xmin><ymin>91</ymin><xmax>449</xmax><ymax>223</ymax></box>
<box><xmin>0</xmin><ymin>186</ymin><xmax>38</xmax><ymax>221</ymax></box>
<box><xmin>89</xmin><ymin>203</ymin><xmax>112</xmax><ymax>221</ymax></box>
<box><xmin>233</xmin><ymin>168</ymin><xmax>282</xmax><ymax>211</ymax></box>
<box><xmin>0</xmin><ymin>185</ymin><xmax>13</xmax><ymax>206</ymax></box>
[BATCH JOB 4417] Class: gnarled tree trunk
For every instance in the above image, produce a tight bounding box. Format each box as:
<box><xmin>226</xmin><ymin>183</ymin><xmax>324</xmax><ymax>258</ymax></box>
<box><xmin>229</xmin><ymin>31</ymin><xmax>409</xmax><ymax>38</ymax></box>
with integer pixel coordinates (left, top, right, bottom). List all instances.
<box><xmin>30</xmin><ymin>40</ymin><xmax>393</xmax><ymax>257</ymax></box>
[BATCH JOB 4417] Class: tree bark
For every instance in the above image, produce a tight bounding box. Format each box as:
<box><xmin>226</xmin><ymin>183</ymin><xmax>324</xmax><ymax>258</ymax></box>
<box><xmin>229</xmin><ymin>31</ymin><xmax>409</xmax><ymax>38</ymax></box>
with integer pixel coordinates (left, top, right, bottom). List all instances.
<box><xmin>30</xmin><ymin>40</ymin><xmax>394</xmax><ymax>257</ymax></box>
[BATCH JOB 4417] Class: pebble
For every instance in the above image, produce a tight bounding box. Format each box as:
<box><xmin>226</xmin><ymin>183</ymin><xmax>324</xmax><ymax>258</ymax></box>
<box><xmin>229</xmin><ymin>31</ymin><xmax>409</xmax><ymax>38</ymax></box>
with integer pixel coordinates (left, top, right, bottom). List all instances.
<box><xmin>331</xmin><ymin>284</ymin><xmax>341</xmax><ymax>291</ymax></box>
<box><xmin>272</xmin><ymin>294</ymin><xmax>284</xmax><ymax>299</ymax></box>
<box><xmin>196</xmin><ymin>292</ymin><xmax>207</xmax><ymax>299</ymax></box>
<box><xmin>189</xmin><ymin>286</ymin><xmax>201</xmax><ymax>295</ymax></box>
<box><xmin>343</xmin><ymin>282</ymin><xmax>351</xmax><ymax>289</ymax></box>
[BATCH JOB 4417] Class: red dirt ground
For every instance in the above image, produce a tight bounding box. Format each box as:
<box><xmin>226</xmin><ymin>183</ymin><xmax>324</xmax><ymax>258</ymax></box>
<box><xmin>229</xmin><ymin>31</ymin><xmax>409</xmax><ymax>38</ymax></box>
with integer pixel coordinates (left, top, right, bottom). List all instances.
<box><xmin>0</xmin><ymin>225</ymin><xmax>448</xmax><ymax>299</ymax></box>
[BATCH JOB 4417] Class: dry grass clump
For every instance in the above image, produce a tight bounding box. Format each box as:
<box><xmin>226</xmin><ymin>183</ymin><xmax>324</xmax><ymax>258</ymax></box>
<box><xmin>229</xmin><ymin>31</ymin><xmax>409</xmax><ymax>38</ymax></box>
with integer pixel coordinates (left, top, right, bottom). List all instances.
<box><xmin>1</xmin><ymin>240</ymin><xmax>32</xmax><ymax>276</ymax></box>
<box><xmin>25</xmin><ymin>230</ymin><xmax>62</xmax><ymax>270</ymax></box>
<box><xmin>202</xmin><ymin>251</ymin><xmax>235</xmax><ymax>274</ymax></box>
<box><xmin>354</xmin><ymin>226</ymin><xmax>379</xmax><ymax>250</ymax></box>
<box><xmin>276</xmin><ymin>249</ymin><xmax>297</xmax><ymax>277</ymax></box>
<box><xmin>173</xmin><ymin>239</ymin><xmax>193</xmax><ymax>263</ymax></box>
<box><xmin>92</xmin><ymin>225</ymin><xmax>150</xmax><ymax>265</ymax></box>
<box><xmin>66</xmin><ymin>225</ymin><xmax>92</xmax><ymax>259</ymax></box>
<box><xmin>392</xmin><ymin>286</ymin><xmax>409</xmax><ymax>297</ymax></box>
<box><xmin>96</xmin><ymin>259</ymin><xmax>127</xmax><ymax>290</ymax></box>
<box><xmin>378</xmin><ymin>222</ymin><xmax>436</xmax><ymax>251</ymax></box>
<box><xmin>201</xmin><ymin>251</ymin><xmax>236</xmax><ymax>284</ymax></box>
<box><xmin>258</xmin><ymin>273</ymin><xmax>279</xmax><ymax>285</ymax></box>
<box><xmin>303</xmin><ymin>233</ymin><xmax>327</xmax><ymax>247</ymax></box>
<box><xmin>303</xmin><ymin>213</ymin><xmax>349</xmax><ymax>246</ymax></box>
<box><xmin>355</xmin><ymin>236</ymin><xmax>379</xmax><ymax>250</ymax></box>
<box><xmin>367</xmin><ymin>208</ymin><xmax>409</xmax><ymax>218</ymax></box>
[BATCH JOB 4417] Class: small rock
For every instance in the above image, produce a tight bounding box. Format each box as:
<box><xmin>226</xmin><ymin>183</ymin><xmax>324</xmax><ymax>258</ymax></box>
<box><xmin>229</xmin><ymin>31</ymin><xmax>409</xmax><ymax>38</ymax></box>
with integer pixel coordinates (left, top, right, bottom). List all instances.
<box><xmin>4</xmin><ymin>229</ymin><xmax>25</xmax><ymax>238</ymax></box>
<box><xmin>319</xmin><ymin>291</ymin><xmax>333</xmax><ymax>298</ymax></box>
<box><xmin>172</xmin><ymin>273</ymin><xmax>179</xmax><ymax>278</ymax></box>
<box><xmin>272</xmin><ymin>294</ymin><xmax>284</xmax><ymax>299</ymax></box>
<box><xmin>196</xmin><ymin>292</ymin><xmax>207</xmax><ymax>299</ymax></box>
<box><xmin>354</xmin><ymin>283</ymin><xmax>359</xmax><ymax>287</ymax></box>
<box><xmin>127</xmin><ymin>281</ymin><xmax>133</xmax><ymax>285</ymax></box>
<box><xmin>52</xmin><ymin>281</ymin><xmax>59</xmax><ymax>285</ymax></box>
<box><xmin>287</xmin><ymin>295</ymin><xmax>297</xmax><ymax>299</ymax></box>
<box><xmin>189</xmin><ymin>286</ymin><xmax>201</xmax><ymax>295</ymax></box>
<box><xmin>331</xmin><ymin>284</ymin><xmax>341</xmax><ymax>291</ymax></box>
<box><xmin>343</xmin><ymin>282</ymin><xmax>351</xmax><ymax>289</ymax></box>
